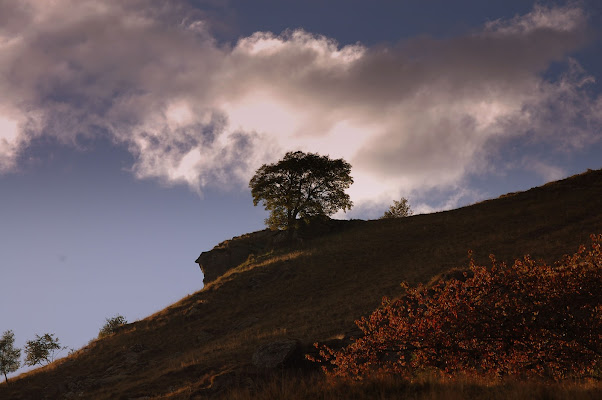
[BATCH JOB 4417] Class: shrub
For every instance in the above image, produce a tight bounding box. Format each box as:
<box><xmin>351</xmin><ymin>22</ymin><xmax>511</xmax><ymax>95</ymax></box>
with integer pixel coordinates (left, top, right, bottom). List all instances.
<box><xmin>380</xmin><ymin>198</ymin><xmax>412</xmax><ymax>219</ymax></box>
<box><xmin>313</xmin><ymin>235</ymin><xmax>602</xmax><ymax>380</ymax></box>
<box><xmin>24</xmin><ymin>333</ymin><xmax>64</xmax><ymax>366</ymax></box>
<box><xmin>98</xmin><ymin>315</ymin><xmax>128</xmax><ymax>338</ymax></box>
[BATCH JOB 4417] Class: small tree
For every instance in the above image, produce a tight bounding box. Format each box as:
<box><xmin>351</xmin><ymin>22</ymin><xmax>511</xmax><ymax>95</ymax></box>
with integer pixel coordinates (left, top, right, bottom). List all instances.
<box><xmin>98</xmin><ymin>315</ymin><xmax>128</xmax><ymax>338</ymax></box>
<box><xmin>250</xmin><ymin>151</ymin><xmax>353</xmax><ymax>230</ymax></box>
<box><xmin>0</xmin><ymin>330</ymin><xmax>21</xmax><ymax>384</ymax></box>
<box><xmin>24</xmin><ymin>333</ymin><xmax>64</xmax><ymax>367</ymax></box>
<box><xmin>380</xmin><ymin>197</ymin><xmax>412</xmax><ymax>219</ymax></box>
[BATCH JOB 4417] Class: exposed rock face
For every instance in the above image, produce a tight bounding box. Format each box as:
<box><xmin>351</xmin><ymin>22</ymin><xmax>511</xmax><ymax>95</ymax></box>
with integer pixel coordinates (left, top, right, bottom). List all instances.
<box><xmin>195</xmin><ymin>229</ymin><xmax>287</xmax><ymax>285</ymax></box>
<box><xmin>195</xmin><ymin>218</ymin><xmax>363</xmax><ymax>285</ymax></box>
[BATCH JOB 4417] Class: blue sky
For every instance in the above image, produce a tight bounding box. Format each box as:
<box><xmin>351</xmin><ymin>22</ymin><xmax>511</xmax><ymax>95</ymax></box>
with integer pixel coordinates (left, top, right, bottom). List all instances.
<box><xmin>1</xmin><ymin>0</ymin><xmax>601</xmax><ymax>376</ymax></box>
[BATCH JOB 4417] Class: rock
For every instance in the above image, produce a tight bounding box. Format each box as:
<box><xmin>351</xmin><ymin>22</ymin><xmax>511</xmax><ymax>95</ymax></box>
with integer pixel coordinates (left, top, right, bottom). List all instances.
<box><xmin>195</xmin><ymin>229</ymin><xmax>285</xmax><ymax>285</ymax></box>
<box><xmin>252</xmin><ymin>339</ymin><xmax>300</xmax><ymax>368</ymax></box>
<box><xmin>195</xmin><ymin>219</ymin><xmax>364</xmax><ymax>285</ymax></box>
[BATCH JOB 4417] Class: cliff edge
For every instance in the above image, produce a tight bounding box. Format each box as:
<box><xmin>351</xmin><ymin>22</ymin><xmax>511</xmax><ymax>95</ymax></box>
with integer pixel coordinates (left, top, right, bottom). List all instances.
<box><xmin>195</xmin><ymin>217</ymin><xmax>363</xmax><ymax>285</ymax></box>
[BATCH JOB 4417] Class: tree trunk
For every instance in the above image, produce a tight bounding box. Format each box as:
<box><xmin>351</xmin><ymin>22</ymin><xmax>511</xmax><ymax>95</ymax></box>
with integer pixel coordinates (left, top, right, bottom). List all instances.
<box><xmin>4</xmin><ymin>371</ymin><xmax>8</xmax><ymax>385</ymax></box>
<box><xmin>287</xmin><ymin>210</ymin><xmax>298</xmax><ymax>240</ymax></box>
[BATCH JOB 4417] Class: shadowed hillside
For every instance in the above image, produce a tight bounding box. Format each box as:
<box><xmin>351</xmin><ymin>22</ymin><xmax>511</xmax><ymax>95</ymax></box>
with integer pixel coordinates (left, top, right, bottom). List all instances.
<box><xmin>2</xmin><ymin>169</ymin><xmax>602</xmax><ymax>399</ymax></box>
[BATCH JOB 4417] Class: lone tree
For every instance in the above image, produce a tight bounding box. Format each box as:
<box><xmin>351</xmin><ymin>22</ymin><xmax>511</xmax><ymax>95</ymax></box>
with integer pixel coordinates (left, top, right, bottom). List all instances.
<box><xmin>380</xmin><ymin>197</ymin><xmax>413</xmax><ymax>219</ymax></box>
<box><xmin>250</xmin><ymin>151</ymin><xmax>353</xmax><ymax>230</ymax></box>
<box><xmin>0</xmin><ymin>330</ymin><xmax>21</xmax><ymax>384</ymax></box>
<box><xmin>24</xmin><ymin>333</ymin><xmax>64</xmax><ymax>367</ymax></box>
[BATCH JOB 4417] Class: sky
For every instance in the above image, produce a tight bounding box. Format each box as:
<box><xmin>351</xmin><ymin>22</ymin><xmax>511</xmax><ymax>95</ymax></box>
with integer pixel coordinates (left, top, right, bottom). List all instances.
<box><xmin>1</xmin><ymin>0</ymin><xmax>601</xmax><ymax>376</ymax></box>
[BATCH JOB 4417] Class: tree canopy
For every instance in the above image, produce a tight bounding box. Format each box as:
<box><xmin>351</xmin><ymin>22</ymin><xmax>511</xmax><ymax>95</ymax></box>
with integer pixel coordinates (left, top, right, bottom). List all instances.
<box><xmin>249</xmin><ymin>151</ymin><xmax>353</xmax><ymax>230</ymax></box>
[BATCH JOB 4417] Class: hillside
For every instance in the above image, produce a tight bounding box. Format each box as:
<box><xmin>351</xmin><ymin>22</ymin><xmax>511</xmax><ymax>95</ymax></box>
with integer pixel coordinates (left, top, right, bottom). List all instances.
<box><xmin>2</xmin><ymin>169</ymin><xmax>602</xmax><ymax>399</ymax></box>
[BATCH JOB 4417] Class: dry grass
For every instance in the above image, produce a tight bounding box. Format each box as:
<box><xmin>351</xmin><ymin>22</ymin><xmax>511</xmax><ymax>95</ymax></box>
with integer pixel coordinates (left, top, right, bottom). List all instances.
<box><xmin>1</xmin><ymin>169</ymin><xmax>601</xmax><ymax>399</ymax></box>
<box><xmin>221</xmin><ymin>373</ymin><xmax>602</xmax><ymax>400</ymax></box>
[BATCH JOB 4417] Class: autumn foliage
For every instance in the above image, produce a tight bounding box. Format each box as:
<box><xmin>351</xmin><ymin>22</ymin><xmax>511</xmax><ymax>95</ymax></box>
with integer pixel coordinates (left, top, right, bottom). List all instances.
<box><xmin>314</xmin><ymin>235</ymin><xmax>602</xmax><ymax>380</ymax></box>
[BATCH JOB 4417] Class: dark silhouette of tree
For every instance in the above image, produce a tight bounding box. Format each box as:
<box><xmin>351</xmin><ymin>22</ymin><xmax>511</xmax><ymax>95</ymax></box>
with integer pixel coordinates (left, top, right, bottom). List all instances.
<box><xmin>380</xmin><ymin>197</ymin><xmax>412</xmax><ymax>219</ymax></box>
<box><xmin>250</xmin><ymin>151</ymin><xmax>353</xmax><ymax>230</ymax></box>
<box><xmin>0</xmin><ymin>330</ymin><xmax>20</xmax><ymax>384</ymax></box>
<box><xmin>24</xmin><ymin>333</ymin><xmax>64</xmax><ymax>367</ymax></box>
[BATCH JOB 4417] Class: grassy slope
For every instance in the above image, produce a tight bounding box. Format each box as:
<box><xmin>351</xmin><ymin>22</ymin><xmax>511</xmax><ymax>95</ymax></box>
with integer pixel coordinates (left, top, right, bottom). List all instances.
<box><xmin>2</xmin><ymin>169</ymin><xmax>602</xmax><ymax>399</ymax></box>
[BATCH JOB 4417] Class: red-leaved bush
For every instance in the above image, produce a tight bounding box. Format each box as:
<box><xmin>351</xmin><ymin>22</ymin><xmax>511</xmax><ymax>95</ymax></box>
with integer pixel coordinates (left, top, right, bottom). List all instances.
<box><xmin>314</xmin><ymin>235</ymin><xmax>602</xmax><ymax>380</ymax></box>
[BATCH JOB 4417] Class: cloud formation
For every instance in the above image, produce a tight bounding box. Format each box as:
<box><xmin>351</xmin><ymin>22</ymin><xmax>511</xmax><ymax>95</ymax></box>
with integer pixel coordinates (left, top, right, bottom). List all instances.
<box><xmin>0</xmin><ymin>1</ymin><xmax>600</xmax><ymax>209</ymax></box>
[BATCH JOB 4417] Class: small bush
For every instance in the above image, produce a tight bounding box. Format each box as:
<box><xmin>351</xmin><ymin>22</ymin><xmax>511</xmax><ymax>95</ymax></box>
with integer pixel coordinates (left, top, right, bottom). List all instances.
<box><xmin>98</xmin><ymin>315</ymin><xmax>128</xmax><ymax>338</ymax></box>
<box><xmin>380</xmin><ymin>198</ymin><xmax>412</xmax><ymax>219</ymax></box>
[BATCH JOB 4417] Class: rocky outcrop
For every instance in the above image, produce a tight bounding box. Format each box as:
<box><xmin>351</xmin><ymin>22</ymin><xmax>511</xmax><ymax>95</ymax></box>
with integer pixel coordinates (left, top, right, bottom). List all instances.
<box><xmin>195</xmin><ymin>218</ymin><xmax>364</xmax><ymax>285</ymax></box>
<box><xmin>195</xmin><ymin>229</ymin><xmax>288</xmax><ymax>285</ymax></box>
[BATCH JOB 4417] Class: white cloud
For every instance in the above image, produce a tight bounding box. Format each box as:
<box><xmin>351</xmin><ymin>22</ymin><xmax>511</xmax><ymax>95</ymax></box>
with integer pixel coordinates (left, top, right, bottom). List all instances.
<box><xmin>0</xmin><ymin>113</ymin><xmax>19</xmax><ymax>171</ymax></box>
<box><xmin>0</xmin><ymin>0</ymin><xmax>600</xmax><ymax>212</ymax></box>
<box><xmin>485</xmin><ymin>4</ymin><xmax>586</xmax><ymax>35</ymax></box>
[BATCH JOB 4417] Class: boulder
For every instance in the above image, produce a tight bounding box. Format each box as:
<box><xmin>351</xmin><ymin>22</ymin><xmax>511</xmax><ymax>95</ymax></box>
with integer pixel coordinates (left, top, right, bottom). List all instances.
<box><xmin>252</xmin><ymin>339</ymin><xmax>300</xmax><ymax>368</ymax></box>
